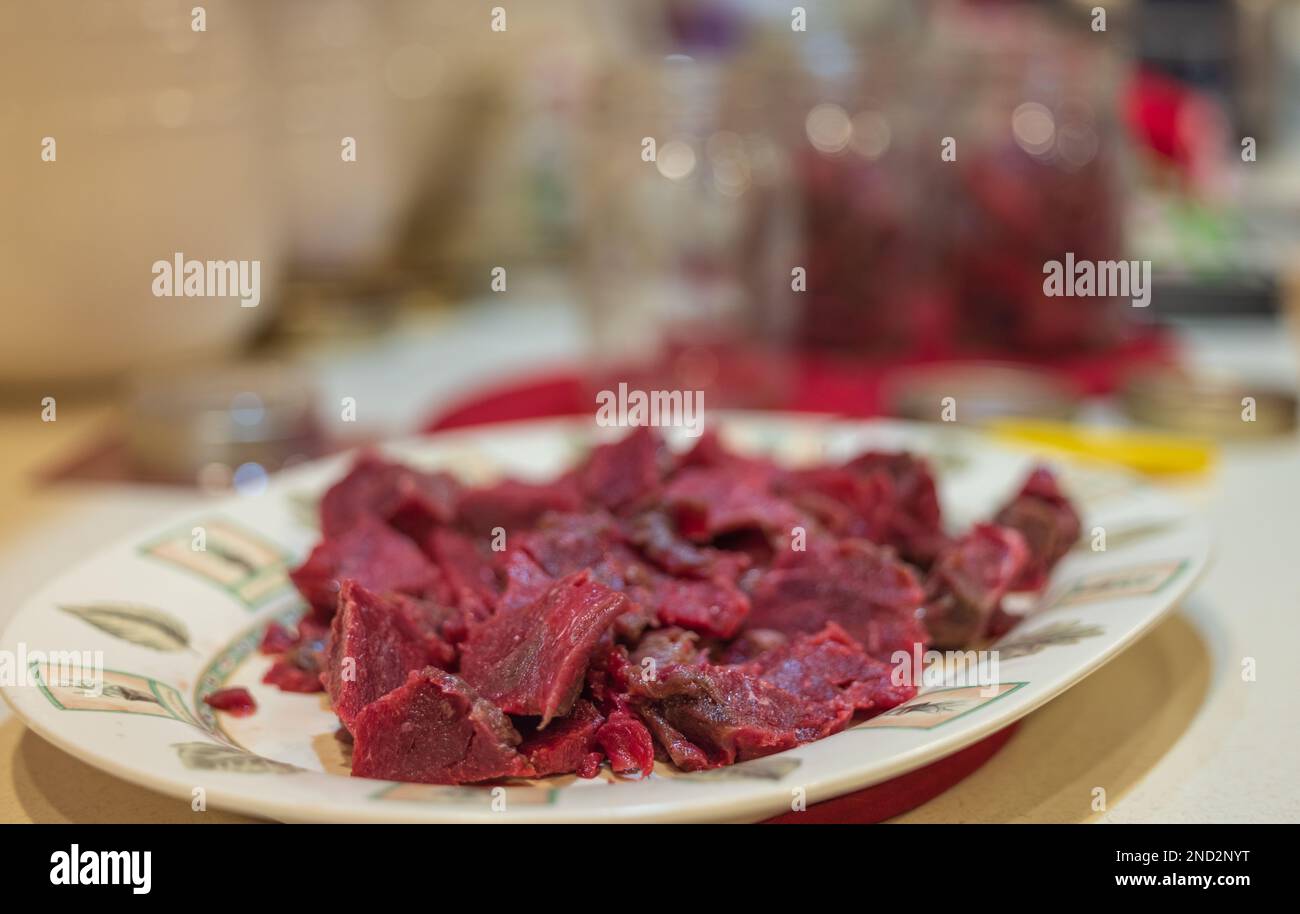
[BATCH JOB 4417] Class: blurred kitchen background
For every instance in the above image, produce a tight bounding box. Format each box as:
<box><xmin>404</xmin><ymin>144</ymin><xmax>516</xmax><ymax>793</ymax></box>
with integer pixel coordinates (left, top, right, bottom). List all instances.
<box><xmin>3</xmin><ymin>0</ymin><xmax>1300</xmax><ymax>496</ymax></box>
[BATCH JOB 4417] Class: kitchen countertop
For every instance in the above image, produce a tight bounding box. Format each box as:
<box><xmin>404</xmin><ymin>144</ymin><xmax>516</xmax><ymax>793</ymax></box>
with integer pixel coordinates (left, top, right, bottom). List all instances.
<box><xmin>1</xmin><ymin>308</ymin><xmax>1297</xmax><ymax>823</ymax></box>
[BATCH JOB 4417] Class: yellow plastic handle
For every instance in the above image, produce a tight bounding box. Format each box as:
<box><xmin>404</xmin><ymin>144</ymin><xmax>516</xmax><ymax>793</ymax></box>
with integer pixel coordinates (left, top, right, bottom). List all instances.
<box><xmin>986</xmin><ymin>419</ymin><xmax>1216</xmax><ymax>476</ymax></box>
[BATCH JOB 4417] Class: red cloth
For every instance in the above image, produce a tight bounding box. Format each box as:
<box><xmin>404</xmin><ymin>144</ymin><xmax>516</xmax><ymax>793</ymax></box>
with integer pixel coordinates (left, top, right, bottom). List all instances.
<box><xmin>425</xmin><ymin>331</ymin><xmax>1175</xmax><ymax>434</ymax></box>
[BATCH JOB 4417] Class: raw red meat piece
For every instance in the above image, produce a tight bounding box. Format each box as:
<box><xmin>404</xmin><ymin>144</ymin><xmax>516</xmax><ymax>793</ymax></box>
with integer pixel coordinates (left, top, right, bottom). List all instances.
<box><xmin>204</xmin><ymin>686</ymin><xmax>257</xmax><ymax>716</ymax></box>
<box><xmin>985</xmin><ymin>605</ymin><xmax>1020</xmax><ymax>640</ymax></box>
<box><xmin>577</xmin><ymin>426</ymin><xmax>668</xmax><ymax>512</ymax></box>
<box><xmin>583</xmin><ymin>643</ymin><xmax>636</xmax><ymax>713</ymax></box>
<box><xmin>994</xmin><ymin>467</ymin><xmax>1082</xmax><ymax>590</ymax></box>
<box><xmin>518</xmin><ymin>517</ymin><xmax>648</xmax><ymax>599</ymax></box>
<box><xmin>710</xmin><ymin>528</ymin><xmax>777</xmax><ymax>570</ymax></box>
<box><xmin>678</xmin><ymin>428</ymin><xmax>781</xmax><ymax>478</ymax></box>
<box><xmin>844</xmin><ymin>452</ymin><xmax>941</xmax><ymax>519</ymax></box>
<box><xmin>459</xmin><ymin>571</ymin><xmax>630</xmax><ymax>726</ymax></box>
<box><xmin>744</xmin><ymin>622</ymin><xmax>915</xmax><ymax>713</ymax></box>
<box><xmin>517</xmin><ymin>511</ymin><xmax>627</xmax><ymax>580</ymax></box>
<box><xmin>384</xmin><ymin>593</ymin><xmax>458</xmax><ymax>668</ymax></box>
<box><xmin>518</xmin><ymin>700</ymin><xmax>605</xmax><ymax>778</ymax></box>
<box><xmin>323</xmin><ymin>580</ymin><xmax>455</xmax><ymax>732</ymax></box>
<box><xmin>746</xmin><ymin>538</ymin><xmax>927</xmax><ymax>661</ymax></box>
<box><xmin>631</xmin><ymin>664</ymin><xmax>849</xmax><ymax>771</ymax></box>
<box><xmin>645</xmin><ymin>574</ymin><xmax>750</xmax><ymax>639</ymax></box>
<box><xmin>262</xmin><ymin>659</ymin><xmax>324</xmax><ymax>693</ymax></box>
<box><xmin>297</xmin><ymin>616</ymin><xmax>331</xmax><ymax>644</ymax></box>
<box><xmin>519</xmin><ymin>511</ymin><xmax>748</xmax><ymax>638</ymax></box>
<box><xmin>422</xmin><ymin>527</ymin><xmax>501</xmax><ymax>615</ymax></box>
<box><xmin>350</xmin><ymin>667</ymin><xmax>534</xmax><ymax>784</ymax></box>
<box><xmin>660</xmin><ymin>467</ymin><xmax>804</xmax><ymax>544</ymax></box>
<box><xmin>496</xmin><ymin>546</ymin><xmax>555</xmax><ymax>615</ymax></box>
<box><xmin>272</xmin><ymin>614</ymin><xmax>329</xmax><ymax>660</ymax></box>
<box><xmin>290</xmin><ymin>516</ymin><xmax>442</xmax><ymax>618</ymax></box>
<box><xmin>319</xmin><ymin>451</ymin><xmax>459</xmax><ymax>539</ymax></box>
<box><xmin>595</xmin><ymin>710</ymin><xmax>656</xmax><ymax>777</ymax></box>
<box><xmin>455</xmin><ymin>477</ymin><xmax>581</xmax><ymax>536</ymax></box>
<box><xmin>718</xmin><ymin>629</ymin><xmax>789</xmax><ymax>664</ymax></box>
<box><xmin>624</xmin><ymin>511</ymin><xmax>751</xmax><ymax>580</ymax></box>
<box><xmin>638</xmin><ymin>714</ymin><xmax>710</xmax><ymax>771</ymax></box>
<box><xmin>777</xmin><ymin>466</ymin><xmax>892</xmax><ymax>541</ymax></box>
<box><xmin>610</xmin><ymin>605</ymin><xmax>657</xmax><ymax>645</ymax></box>
<box><xmin>260</xmin><ymin>616</ymin><xmax>331</xmax><ymax>693</ymax></box>
<box><xmin>385</xmin><ymin>470</ymin><xmax>461</xmax><ymax>542</ymax></box>
<box><xmin>318</xmin><ymin>452</ymin><xmax>406</xmax><ymax>538</ymax></box>
<box><xmin>259</xmin><ymin>621</ymin><xmax>298</xmax><ymax>655</ymax></box>
<box><xmin>517</xmin><ymin>512</ymin><xmax>658</xmax><ymax>641</ymax></box>
<box><xmin>920</xmin><ymin>524</ymin><xmax>1029</xmax><ymax>648</ymax></box>
<box><xmin>629</xmin><ymin>627</ymin><xmax>702</xmax><ymax>671</ymax></box>
<box><xmin>843</xmin><ymin>451</ymin><xmax>948</xmax><ymax>566</ymax></box>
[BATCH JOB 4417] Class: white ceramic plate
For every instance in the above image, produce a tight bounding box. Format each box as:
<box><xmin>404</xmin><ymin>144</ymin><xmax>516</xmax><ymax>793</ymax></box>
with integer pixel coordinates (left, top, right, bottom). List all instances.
<box><xmin>0</xmin><ymin>415</ymin><xmax>1209</xmax><ymax>822</ymax></box>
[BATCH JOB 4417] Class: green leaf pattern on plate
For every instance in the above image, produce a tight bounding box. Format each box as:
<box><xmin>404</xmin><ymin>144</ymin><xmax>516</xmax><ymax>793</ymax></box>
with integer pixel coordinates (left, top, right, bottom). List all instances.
<box><xmin>59</xmin><ymin>603</ymin><xmax>191</xmax><ymax>652</ymax></box>
<box><xmin>994</xmin><ymin>620</ymin><xmax>1104</xmax><ymax>660</ymax></box>
<box><xmin>172</xmin><ymin>741</ymin><xmax>299</xmax><ymax>774</ymax></box>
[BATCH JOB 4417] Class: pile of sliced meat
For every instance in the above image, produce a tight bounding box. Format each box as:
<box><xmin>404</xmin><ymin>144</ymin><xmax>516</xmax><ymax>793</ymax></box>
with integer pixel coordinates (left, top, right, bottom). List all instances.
<box><xmin>259</xmin><ymin>427</ymin><xmax>1080</xmax><ymax>785</ymax></box>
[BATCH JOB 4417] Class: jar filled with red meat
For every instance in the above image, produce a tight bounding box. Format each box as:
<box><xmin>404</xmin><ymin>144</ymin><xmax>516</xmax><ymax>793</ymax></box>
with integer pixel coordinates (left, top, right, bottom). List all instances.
<box><xmin>774</xmin><ymin>4</ymin><xmax>948</xmax><ymax>355</ymax></box>
<box><xmin>772</xmin><ymin>1</ymin><xmax>1131</xmax><ymax>358</ymax></box>
<box><xmin>578</xmin><ymin>3</ymin><xmax>799</xmax><ymax>409</ymax></box>
<box><xmin>926</xmin><ymin>3</ymin><xmax>1131</xmax><ymax>354</ymax></box>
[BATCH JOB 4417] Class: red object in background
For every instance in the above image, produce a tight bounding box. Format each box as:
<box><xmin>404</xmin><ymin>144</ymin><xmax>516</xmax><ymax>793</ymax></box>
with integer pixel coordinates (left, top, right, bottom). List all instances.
<box><xmin>425</xmin><ymin>328</ymin><xmax>1176</xmax><ymax>434</ymax></box>
<box><xmin>1127</xmin><ymin>69</ymin><xmax>1196</xmax><ymax>169</ymax></box>
<box><xmin>1125</xmin><ymin>68</ymin><xmax>1229</xmax><ymax>190</ymax></box>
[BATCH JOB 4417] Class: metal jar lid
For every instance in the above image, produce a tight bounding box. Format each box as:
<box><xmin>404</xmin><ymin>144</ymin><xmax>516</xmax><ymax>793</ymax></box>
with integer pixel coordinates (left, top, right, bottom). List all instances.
<box><xmin>1121</xmin><ymin>368</ymin><xmax>1298</xmax><ymax>438</ymax></box>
